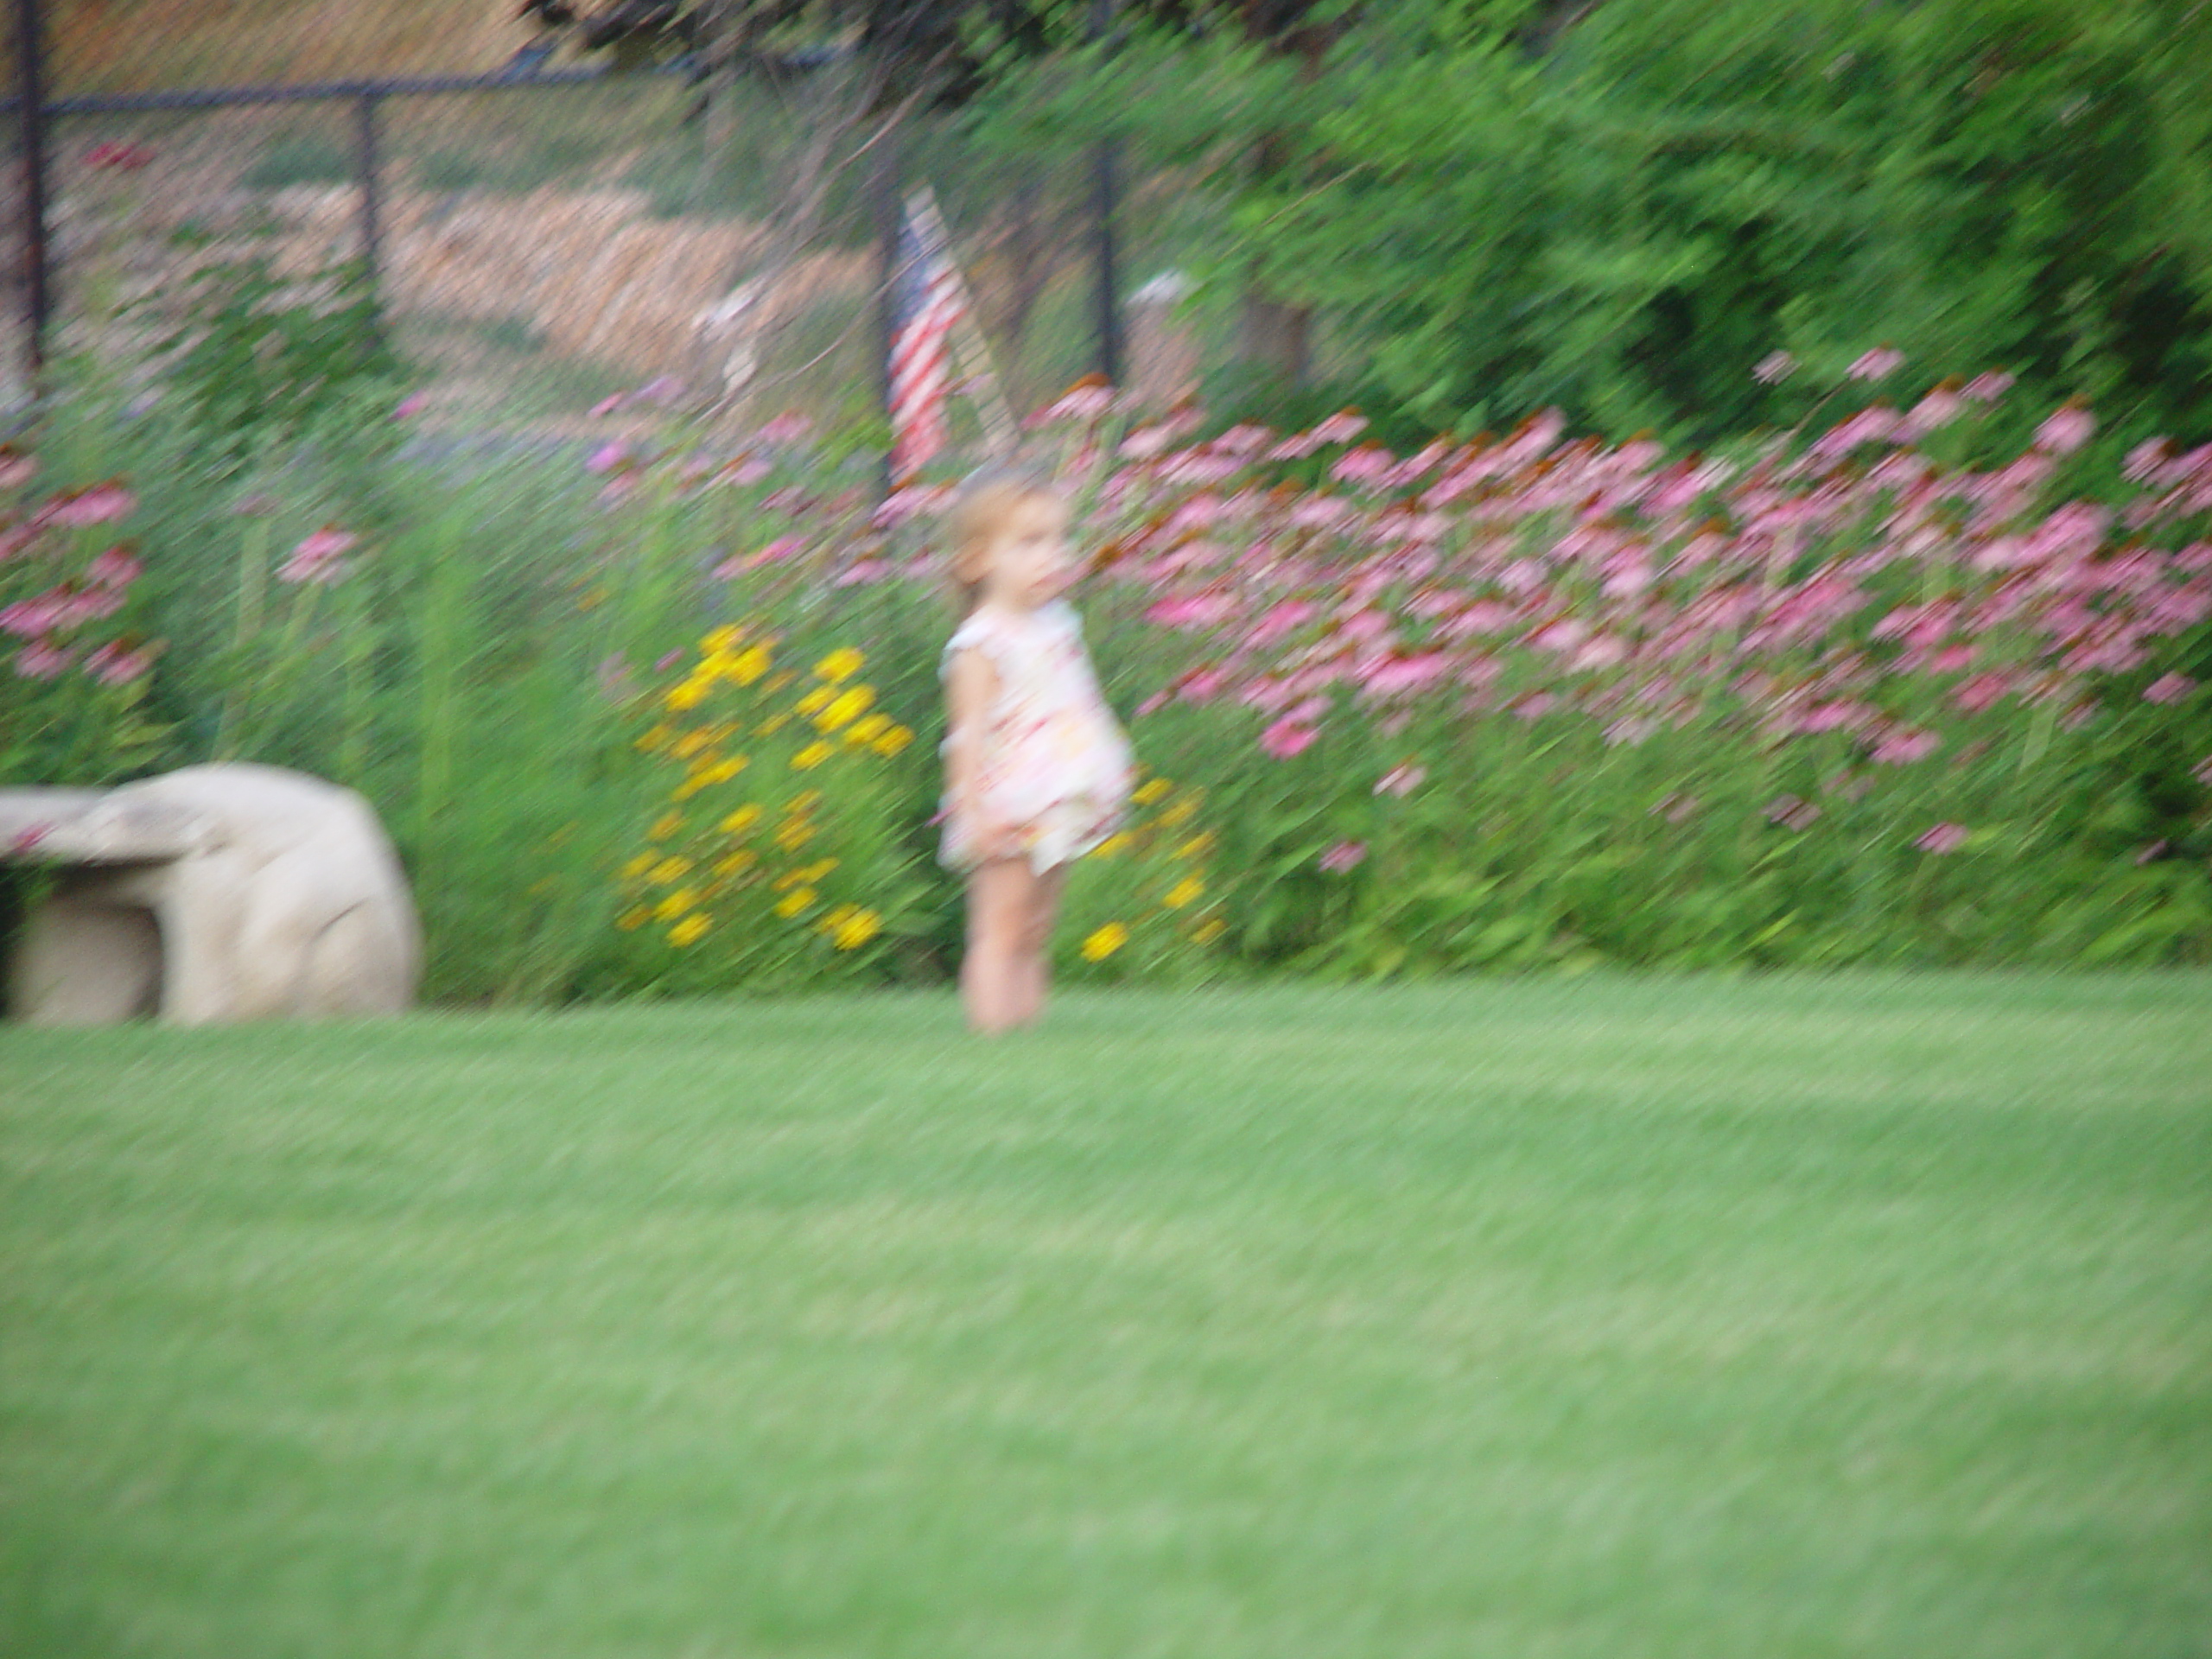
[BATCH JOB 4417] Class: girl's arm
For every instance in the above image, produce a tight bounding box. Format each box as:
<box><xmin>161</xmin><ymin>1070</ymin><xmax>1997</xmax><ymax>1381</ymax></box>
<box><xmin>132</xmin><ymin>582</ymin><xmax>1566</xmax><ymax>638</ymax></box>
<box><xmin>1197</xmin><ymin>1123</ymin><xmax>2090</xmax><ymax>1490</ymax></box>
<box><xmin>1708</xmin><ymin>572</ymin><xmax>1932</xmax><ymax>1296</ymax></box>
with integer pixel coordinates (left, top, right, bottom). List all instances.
<box><xmin>944</xmin><ymin>645</ymin><xmax>1007</xmax><ymax>854</ymax></box>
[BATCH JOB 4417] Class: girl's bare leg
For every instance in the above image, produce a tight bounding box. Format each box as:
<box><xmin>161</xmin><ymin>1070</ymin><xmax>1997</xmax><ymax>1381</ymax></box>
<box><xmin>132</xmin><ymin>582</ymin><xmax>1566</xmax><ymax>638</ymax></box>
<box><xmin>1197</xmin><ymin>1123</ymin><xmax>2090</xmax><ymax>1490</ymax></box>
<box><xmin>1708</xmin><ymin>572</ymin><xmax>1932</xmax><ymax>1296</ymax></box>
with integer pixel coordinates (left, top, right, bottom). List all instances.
<box><xmin>1014</xmin><ymin>864</ymin><xmax>1068</xmax><ymax>1027</ymax></box>
<box><xmin>962</xmin><ymin>858</ymin><xmax>1034</xmax><ymax>1035</ymax></box>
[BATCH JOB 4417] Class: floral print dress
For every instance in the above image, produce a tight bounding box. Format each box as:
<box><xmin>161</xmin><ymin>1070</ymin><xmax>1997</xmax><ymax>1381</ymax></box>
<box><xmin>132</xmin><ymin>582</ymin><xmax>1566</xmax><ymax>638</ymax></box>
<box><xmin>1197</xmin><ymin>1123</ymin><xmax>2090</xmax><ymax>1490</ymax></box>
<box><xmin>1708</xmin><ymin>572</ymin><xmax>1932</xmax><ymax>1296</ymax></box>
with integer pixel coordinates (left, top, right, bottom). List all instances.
<box><xmin>939</xmin><ymin>600</ymin><xmax>1135</xmax><ymax>874</ymax></box>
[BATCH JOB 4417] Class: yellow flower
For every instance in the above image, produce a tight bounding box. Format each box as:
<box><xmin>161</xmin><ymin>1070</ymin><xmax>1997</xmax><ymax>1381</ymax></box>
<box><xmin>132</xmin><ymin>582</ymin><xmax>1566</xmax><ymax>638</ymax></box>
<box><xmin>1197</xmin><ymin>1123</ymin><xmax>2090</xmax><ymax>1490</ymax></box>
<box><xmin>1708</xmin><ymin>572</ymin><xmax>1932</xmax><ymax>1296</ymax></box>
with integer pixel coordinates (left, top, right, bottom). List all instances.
<box><xmin>1159</xmin><ymin>798</ymin><xmax>1198</xmax><ymax>828</ymax></box>
<box><xmin>728</xmin><ymin>645</ymin><xmax>772</xmax><ymax>685</ymax></box>
<box><xmin>655</xmin><ymin>888</ymin><xmax>697</xmax><ymax>920</ymax></box>
<box><xmin>664</xmin><ymin>679</ymin><xmax>709</xmax><ymax>712</ymax></box>
<box><xmin>792</xmin><ymin>741</ymin><xmax>835</xmax><ymax>770</ymax></box>
<box><xmin>829</xmin><ymin>907</ymin><xmax>880</xmax><ymax>950</ymax></box>
<box><xmin>1090</xmin><ymin>832</ymin><xmax>1134</xmax><ymax>859</ymax></box>
<box><xmin>1162</xmin><ymin>874</ymin><xmax>1205</xmax><ymax>910</ymax></box>
<box><xmin>1133</xmin><ymin>778</ymin><xmax>1173</xmax><ymax>806</ymax></box>
<box><xmin>1081</xmin><ymin>922</ymin><xmax>1129</xmax><ymax>962</ymax></box>
<box><xmin>718</xmin><ymin>804</ymin><xmax>763</xmax><ymax>835</ymax></box>
<box><xmin>872</xmin><ymin>724</ymin><xmax>913</xmax><ymax>757</ymax></box>
<box><xmin>713</xmin><ymin>849</ymin><xmax>756</xmax><ymax>878</ymax></box>
<box><xmin>800</xmin><ymin>857</ymin><xmax>840</xmax><ymax>881</ymax></box>
<box><xmin>844</xmin><ymin>712</ymin><xmax>893</xmax><ymax>747</ymax></box>
<box><xmin>1177</xmin><ymin>833</ymin><xmax>1216</xmax><ymax>861</ymax></box>
<box><xmin>671</xmin><ymin>730</ymin><xmax>711</xmax><ymax>760</ymax></box>
<box><xmin>650</xmin><ymin>812</ymin><xmax>685</xmax><ymax>841</ymax></box>
<box><xmin>775</xmin><ymin>820</ymin><xmax>813</xmax><ymax>851</ymax></box>
<box><xmin>668</xmin><ymin>912</ymin><xmax>710</xmax><ymax>947</ymax></box>
<box><xmin>764</xmin><ymin>669</ymin><xmax>794</xmax><ymax>693</ymax></box>
<box><xmin>1192</xmin><ymin>918</ymin><xmax>1226</xmax><ymax>945</ymax></box>
<box><xmin>788</xmin><ymin>790</ymin><xmax>824</xmax><ymax>813</ymax></box>
<box><xmin>636</xmin><ymin>724</ymin><xmax>674</xmax><ymax>753</ymax></box>
<box><xmin>815</xmin><ymin>684</ymin><xmax>874</xmax><ymax>732</ymax></box>
<box><xmin>817</xmin><ymin>647</ymin><xmax>865</xmax><ymax>683</ymax></box>
<box><xmin>775</xmin><ymin>887</ymin><xmax>817</xmax><ymax>918</ymax></box>
<box><xmin>796</xmin><ymin>685</ymin><xmax>835</xmax><ymax>716</ymax></box>
<box><xmin>622</xmin><ymin>852</ymin><xmax>658</xmax><ymax>880</ymax></box>
<box><xmin>650</xmin><ymin>856</ymin><xmax>693</xmax><ymax>884</ymax></box>
<box><xmin>617</xmin><ymin>906</ymin><xmax>652</xmax><ymax>931</ymax></box>
<box><xmin>758</xmin><ymin>713</ymin><xmax>790</xmax><ymax>736</ymax></box>
<box><xmin>701</xmin><ymin>624</ymin><xmax>744</xmax><ymax>655</ymax></box>
<box><xmin>691</xmin><ymin>756</ymin><xmax>747</xmax><ymax>787</ymax></box>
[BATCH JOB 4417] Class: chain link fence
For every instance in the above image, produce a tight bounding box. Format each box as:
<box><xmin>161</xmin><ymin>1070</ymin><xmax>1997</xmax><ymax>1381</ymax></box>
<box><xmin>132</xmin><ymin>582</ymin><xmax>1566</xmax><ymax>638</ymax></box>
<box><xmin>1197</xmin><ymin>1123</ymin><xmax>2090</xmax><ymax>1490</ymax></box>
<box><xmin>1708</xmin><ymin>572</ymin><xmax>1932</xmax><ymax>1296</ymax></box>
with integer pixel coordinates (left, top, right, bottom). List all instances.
<box><xmin>4</xmin><ymin>3</ymin><xmax>1225</xmax><ymax>447</ymax></box>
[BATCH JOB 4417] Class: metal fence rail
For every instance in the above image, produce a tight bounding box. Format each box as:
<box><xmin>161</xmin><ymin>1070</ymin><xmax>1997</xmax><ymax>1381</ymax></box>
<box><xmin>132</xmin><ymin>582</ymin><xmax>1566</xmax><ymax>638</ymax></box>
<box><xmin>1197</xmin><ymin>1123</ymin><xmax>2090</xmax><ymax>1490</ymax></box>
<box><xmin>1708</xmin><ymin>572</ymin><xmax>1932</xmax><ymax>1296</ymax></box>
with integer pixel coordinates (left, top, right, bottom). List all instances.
<box><xmin>3</xmin><ymin>0</ymin><xmax>1161</xmax><ymax>442</ymax></box>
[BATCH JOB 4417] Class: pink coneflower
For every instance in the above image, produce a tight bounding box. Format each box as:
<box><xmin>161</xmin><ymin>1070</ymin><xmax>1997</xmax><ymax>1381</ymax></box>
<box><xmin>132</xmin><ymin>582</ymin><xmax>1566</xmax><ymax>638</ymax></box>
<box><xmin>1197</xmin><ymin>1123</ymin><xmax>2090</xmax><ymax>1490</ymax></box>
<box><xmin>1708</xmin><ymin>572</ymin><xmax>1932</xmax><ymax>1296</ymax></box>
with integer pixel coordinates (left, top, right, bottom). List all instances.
<box><xmin>0</xmin><ymin>449</ymin><xmax>36</xmax><ymax>490</ymax></box>
<box><xmin>1311</xmin><ymin>410</ymin><xmax>1370</xmax><ymax>445</ymax></box>
<box><xmin>1651</xmin><ymin>791</ymin><xmax>1700</xmax><ymax>823</ymax></box>
<box><xmin>634</xmin><ymin>375</ymin><xmax>685</xmax><ymax>406</ymax></box>
<box><xmin>585</xmin><ymin>442</ymin><xmax>630</xmax><ymax>475</ymax></box>
<box><xmin>391</xmin><ymin>391</ymin><xmax>429</xmax><ymax>420</ymax></box>
<box><xmin>1847</xmin><ymin>346</ymin><xmax>1906</xmax><ymax>380</ymax></box>
<box><xmin>1961</xmin><ymin>371</ymin><xmax>2016</xmax><ymax>403</ymax></box>
<box><xmin>2035</xmin><ymin>404</ymin><xmax>2096</xmax><ymax>455</ymax></box>
<box><xmin>1374</xmin><ymin>762</ymin><xmax>1427</xmax><ymax>798</ymax></box>
<box><xmin>86</xmin><ymin>140</ymin><xmax>155</xmax><ymax>171</ymax></box>
<box><xmin>1871</xmin><ymin>728</ymin><xmax>1941</xmax><ymax>765</ymax></box>
<box><xmin>588</xmin><ymin>393</ymin><xmax>627</xmax><ymax>417</ymax></box>
<box><xmin>1318</xmin><ymin>840</ymin><xmax>1368</xmax><ymax>873</ymax></box>
<box><xmin>1915</xmin><ymin>822</ymin><xmax>1970</xmax><ymax>854</ymax></box>
<box><xmin>1765</xmin><ymin>794</ymin><xmax>1821</xmax><ymax>831</ymax></box>
<box><xmin>86</xmin><ymin>546</ymin><xmax>142</xmax><ymax>588</ymax></box>
<box><xmin>83</xmin><ymin>639</ymin><xmax>154</xmax><ymax>685</ymax></box>
<box><xmin>14</xmin><ymin>639</ymin><xmax>72</xmax><ymax>678</ymax></box>
<box><xmin>1260</xmin><ymin>715</ymin><xmax>1319</xmax><ymax>759</ymax></box>
<box><xmin>276</xmin><ymin>526</ymin><xmax>357</xmax><ymax>585</ymax></box>
<box><xmin>1753</xmin><ymin>351</ymin><xmax>1797</xmax><ymax>385</ymax></box>
<box><xmin>756</xmin><ymin>412</ymin><xmax>813</xmax><ymax>447</ymax></box>
<box><xmin>2143</xmin><ymin>672</ymin><xmax>2196</xmax><ymax>704</ymax></box>
<box><xmin>2193</xmin><ymin>755</ymin><xmax>2212</xmax><ymax>786</ymax></box>
<box><xmin>42</xmin><ymin>481</ymin><xmax>136</xmax><ymax>526</ymax></box>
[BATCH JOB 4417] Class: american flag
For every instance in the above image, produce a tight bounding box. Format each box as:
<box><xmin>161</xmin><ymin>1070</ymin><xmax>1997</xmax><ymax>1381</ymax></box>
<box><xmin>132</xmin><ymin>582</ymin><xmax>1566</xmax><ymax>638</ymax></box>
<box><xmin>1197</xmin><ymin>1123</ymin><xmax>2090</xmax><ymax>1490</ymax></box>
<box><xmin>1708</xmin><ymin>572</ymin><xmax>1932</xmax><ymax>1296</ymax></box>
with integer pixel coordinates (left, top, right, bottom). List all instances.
<box><xmin>887</xmin><ymin>188</ymin><xmax>967</xmax><ymax>484</ymax></box>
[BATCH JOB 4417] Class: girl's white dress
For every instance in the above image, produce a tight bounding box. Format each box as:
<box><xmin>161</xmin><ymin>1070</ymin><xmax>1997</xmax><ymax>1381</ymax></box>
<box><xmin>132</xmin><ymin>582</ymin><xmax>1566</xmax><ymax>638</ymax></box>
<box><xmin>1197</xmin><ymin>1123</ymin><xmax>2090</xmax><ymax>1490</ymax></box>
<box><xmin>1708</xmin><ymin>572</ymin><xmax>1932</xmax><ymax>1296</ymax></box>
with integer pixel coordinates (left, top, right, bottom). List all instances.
<box><xmin>939</xmin><ymin>600</ymin><xmax>1135</xmax><ymax>874</ymax></box>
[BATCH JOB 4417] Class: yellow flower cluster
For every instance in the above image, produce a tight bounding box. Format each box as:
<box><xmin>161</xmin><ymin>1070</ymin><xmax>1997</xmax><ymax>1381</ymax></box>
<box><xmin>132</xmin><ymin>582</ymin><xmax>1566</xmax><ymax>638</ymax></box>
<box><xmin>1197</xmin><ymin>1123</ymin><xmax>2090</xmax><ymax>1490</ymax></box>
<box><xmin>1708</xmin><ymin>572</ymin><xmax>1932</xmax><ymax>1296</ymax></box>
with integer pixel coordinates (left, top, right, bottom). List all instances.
<box><xmin>616</xmin><ymin>623</ymin><xmax>898</xmax><ymax>957</ymax></box>
<box><xmin>1076</xmin><ymin>774</ymin><xmax>1227</xmax><ymax>963</ymax></box>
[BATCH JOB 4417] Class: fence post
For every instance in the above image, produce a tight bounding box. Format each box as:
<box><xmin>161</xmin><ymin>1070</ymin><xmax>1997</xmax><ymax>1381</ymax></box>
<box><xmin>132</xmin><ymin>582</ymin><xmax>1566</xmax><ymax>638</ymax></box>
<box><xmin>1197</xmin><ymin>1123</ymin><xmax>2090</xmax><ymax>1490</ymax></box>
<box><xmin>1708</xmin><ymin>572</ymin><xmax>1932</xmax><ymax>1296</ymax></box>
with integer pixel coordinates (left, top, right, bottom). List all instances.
<box><xmin>871</xmin><ymin>111</ymin><xmax>903</xmax><ymax>502</ymax></box>
<box><xmin>14</xmin><ymin>0</ymin><xmax>48</xmax><ymax>397</ymax></box>
<box><xmin>1089</xmin><ymin>0</ymin><xmax>1122</xmax><ymax>386</ymax></box>
<box><xmin>353</xmin><ymin>92</ymin><xmax>383</xmax><ymax>336</ymax></box>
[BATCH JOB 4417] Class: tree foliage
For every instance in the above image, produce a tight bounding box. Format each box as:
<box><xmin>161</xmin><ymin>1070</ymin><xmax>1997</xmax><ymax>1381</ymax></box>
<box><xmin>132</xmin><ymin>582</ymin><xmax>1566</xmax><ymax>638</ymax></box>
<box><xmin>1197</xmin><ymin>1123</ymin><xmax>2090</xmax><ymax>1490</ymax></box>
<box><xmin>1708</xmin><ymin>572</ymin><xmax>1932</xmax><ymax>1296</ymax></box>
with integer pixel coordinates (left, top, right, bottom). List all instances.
<box><xmin>978</xmin><ymin>0</ymin><xmax>2212</xmax><ymax>444</ymax></box>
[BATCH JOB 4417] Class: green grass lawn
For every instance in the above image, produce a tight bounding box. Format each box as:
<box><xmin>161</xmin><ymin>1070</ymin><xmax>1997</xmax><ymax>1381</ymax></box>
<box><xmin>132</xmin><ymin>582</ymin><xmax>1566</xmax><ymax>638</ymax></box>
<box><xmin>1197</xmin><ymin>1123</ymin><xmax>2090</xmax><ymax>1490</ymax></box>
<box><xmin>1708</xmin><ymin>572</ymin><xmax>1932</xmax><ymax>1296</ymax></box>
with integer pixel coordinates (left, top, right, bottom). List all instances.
<box><xmin>4</xmin><ymin>975</ymin><xmax>2209</xmax><ymax>1659</ymax></box>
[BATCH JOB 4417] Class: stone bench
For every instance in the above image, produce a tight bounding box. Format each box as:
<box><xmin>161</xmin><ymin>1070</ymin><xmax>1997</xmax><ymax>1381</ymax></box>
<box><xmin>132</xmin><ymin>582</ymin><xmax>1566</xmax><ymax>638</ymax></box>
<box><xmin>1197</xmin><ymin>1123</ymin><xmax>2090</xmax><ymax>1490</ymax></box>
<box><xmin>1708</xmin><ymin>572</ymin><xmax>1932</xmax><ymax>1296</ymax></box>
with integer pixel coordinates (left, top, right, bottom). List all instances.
<box><xmin>3</xmin><ymin>765</ymin><xmax>422</xmax><ymax>1027</ymax></box>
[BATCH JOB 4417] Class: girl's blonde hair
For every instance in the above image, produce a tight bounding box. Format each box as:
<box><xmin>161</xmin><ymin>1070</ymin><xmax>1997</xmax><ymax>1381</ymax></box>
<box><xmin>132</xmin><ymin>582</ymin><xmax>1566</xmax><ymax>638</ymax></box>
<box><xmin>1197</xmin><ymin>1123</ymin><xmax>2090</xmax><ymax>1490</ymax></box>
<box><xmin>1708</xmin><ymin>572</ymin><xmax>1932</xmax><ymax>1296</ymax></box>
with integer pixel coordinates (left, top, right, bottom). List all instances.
<box><xmin>946</xmin><ymin>461</ymin><xmax>1059</xmax><ymax>616</ymax></box>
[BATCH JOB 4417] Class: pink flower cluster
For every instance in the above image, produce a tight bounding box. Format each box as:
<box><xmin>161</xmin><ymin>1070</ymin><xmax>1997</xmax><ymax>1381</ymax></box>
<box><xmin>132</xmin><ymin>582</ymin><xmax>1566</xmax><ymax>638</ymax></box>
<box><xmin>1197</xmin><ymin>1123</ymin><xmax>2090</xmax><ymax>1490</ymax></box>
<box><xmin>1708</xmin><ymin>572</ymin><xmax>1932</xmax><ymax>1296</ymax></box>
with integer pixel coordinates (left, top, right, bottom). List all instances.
<box><xmin>1</xmin><ymin>471</ymin><xmax>158</xmax><ymax>687</ymax></box>
<box><xmin>1018</xmin><ymin>381</ymin><xmax>2209</xmax><ymax>803</ymax></box>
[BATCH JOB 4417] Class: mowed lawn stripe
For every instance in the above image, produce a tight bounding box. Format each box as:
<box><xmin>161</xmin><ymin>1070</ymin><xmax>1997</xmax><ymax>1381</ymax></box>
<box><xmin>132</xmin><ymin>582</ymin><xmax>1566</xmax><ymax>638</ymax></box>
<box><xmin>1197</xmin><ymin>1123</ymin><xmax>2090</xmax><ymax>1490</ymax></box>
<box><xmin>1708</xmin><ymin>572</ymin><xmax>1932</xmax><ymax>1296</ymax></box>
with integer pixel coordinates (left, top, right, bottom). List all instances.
<box><xmin>4</xmin><ymin>975</ymin><xmax>2209</xmax><ymax>1659</ymax></box>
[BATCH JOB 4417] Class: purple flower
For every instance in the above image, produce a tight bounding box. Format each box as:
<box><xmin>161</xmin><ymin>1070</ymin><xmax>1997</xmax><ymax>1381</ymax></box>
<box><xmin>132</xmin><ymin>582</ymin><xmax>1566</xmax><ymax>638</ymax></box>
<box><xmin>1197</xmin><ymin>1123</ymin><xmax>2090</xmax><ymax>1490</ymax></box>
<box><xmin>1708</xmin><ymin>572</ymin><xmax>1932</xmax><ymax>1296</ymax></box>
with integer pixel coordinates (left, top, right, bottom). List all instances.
<box><xmin>2143</xmin><ymin>672</ymin><xmax>2196</xmax><ymax>705</ymax></box>
<box><xmin>586</xmin><ymin>442</ymin><xmax>630</xmax><ymax>475</ymax></box>
<box><xmin>1753</xmin><ymin>351</ymin><xmax>1797</xmax><ymax>385</ymax></box>
<box><xmin>1318</xmin><ymin>840</ymin><xmax>1368</xmax><ymax>873</ymax></box>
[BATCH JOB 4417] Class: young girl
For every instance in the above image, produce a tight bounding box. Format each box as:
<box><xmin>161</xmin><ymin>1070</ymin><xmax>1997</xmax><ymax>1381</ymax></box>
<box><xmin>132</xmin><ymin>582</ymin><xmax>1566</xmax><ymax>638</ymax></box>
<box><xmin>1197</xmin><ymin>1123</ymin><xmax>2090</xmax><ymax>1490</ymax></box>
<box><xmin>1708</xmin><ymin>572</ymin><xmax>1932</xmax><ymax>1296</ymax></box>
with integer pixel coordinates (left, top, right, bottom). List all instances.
<box><xmin>940</xmin><ymin>467</ymin><xmax>1135</xmax><ymax>1034</ymax></box>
